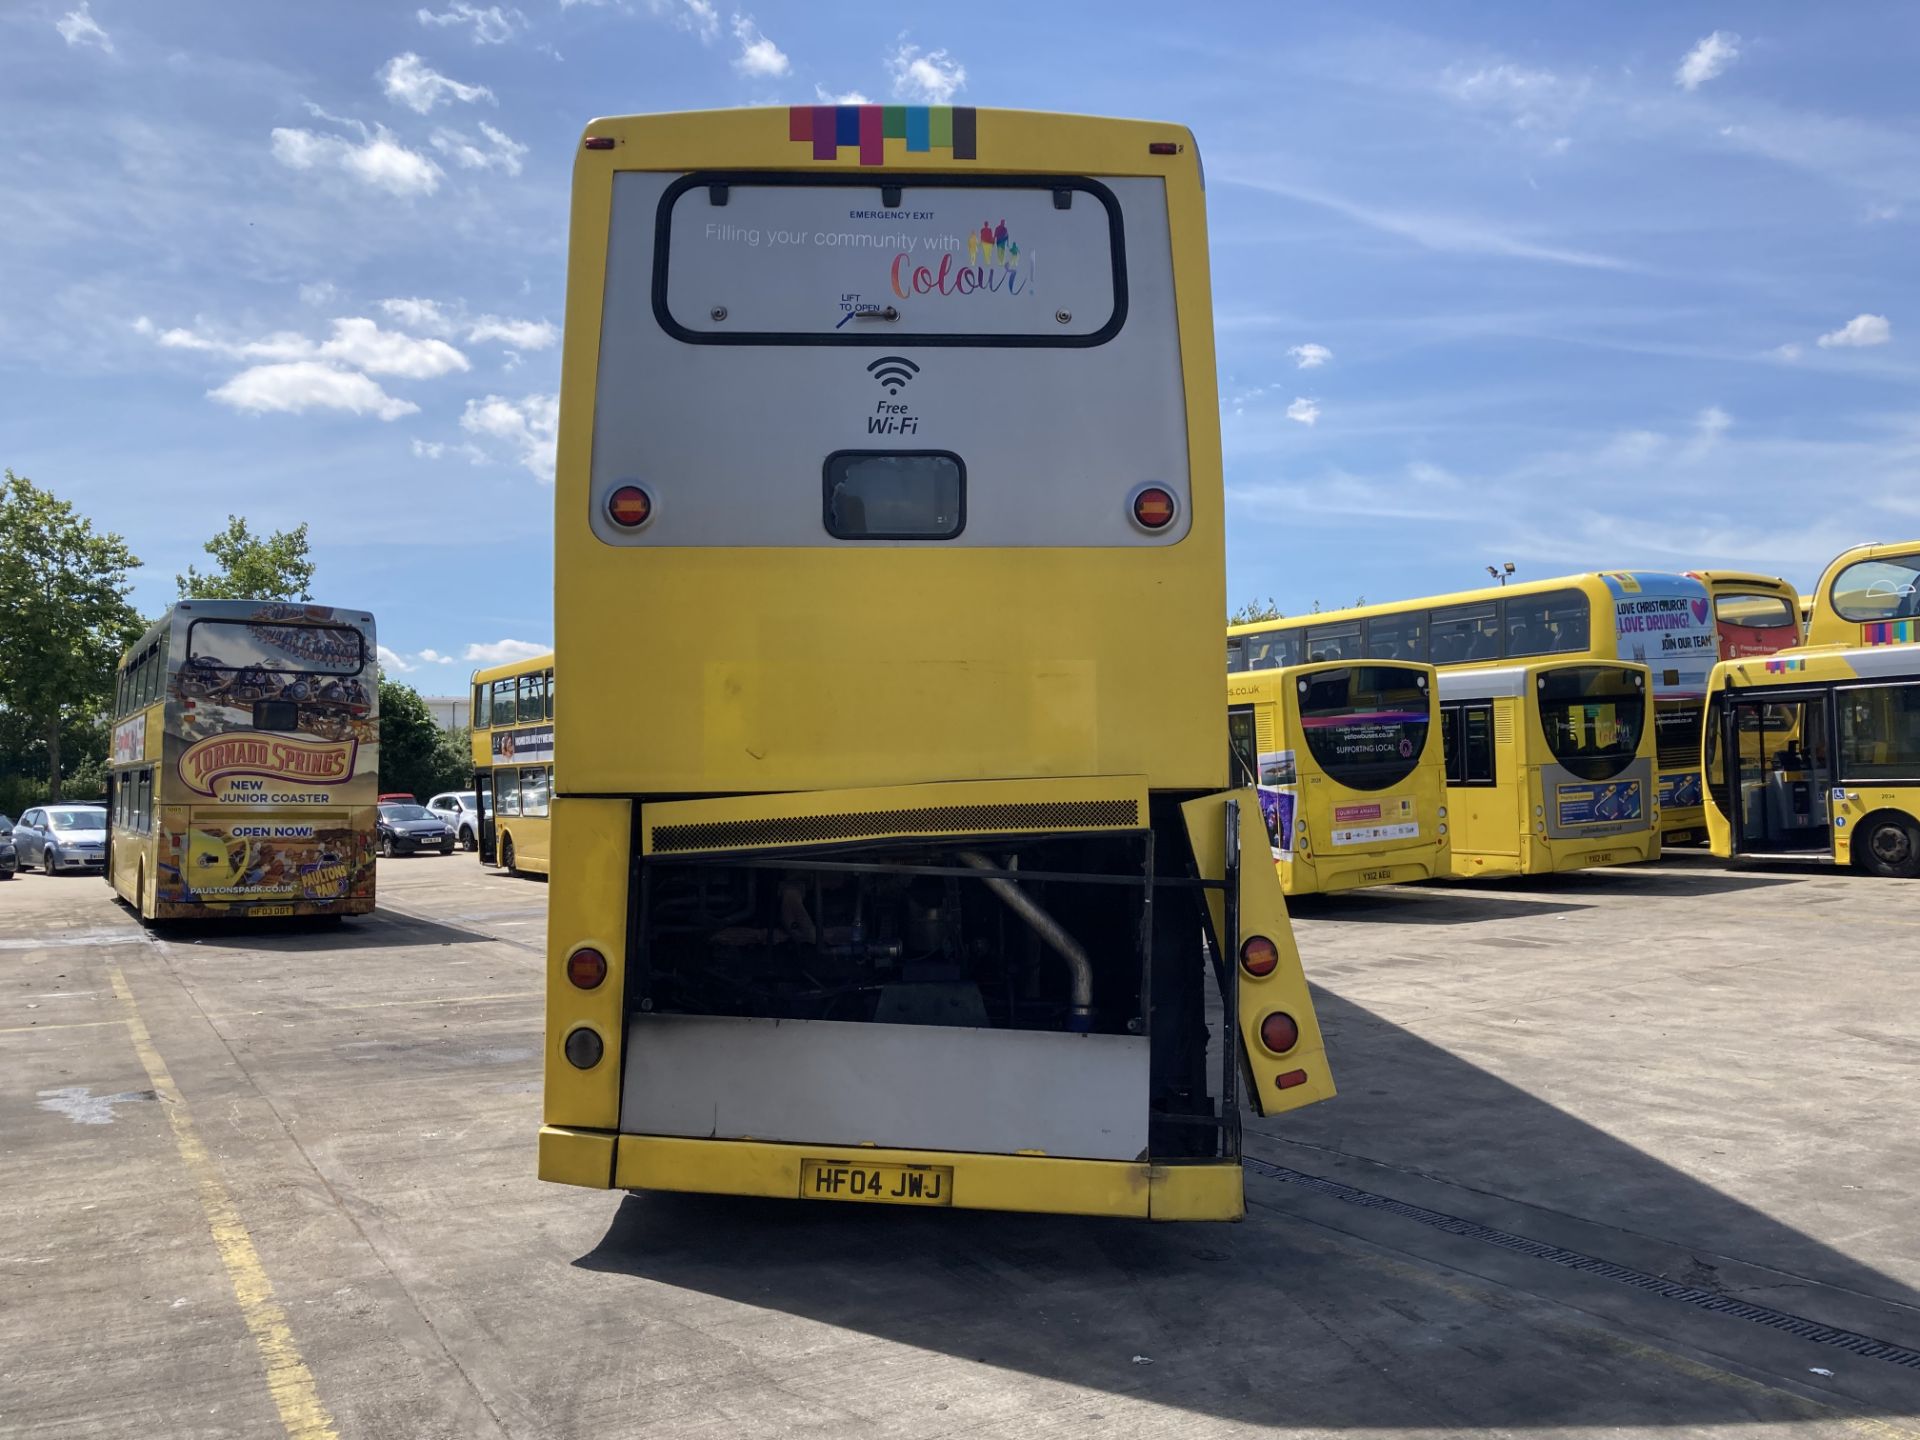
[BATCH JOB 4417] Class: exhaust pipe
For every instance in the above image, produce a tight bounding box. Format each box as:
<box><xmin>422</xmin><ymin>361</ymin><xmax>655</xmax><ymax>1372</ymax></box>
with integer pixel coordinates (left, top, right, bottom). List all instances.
<box><xmin>957</xmin><ymin>850</ymin><xmax>1095</xmax><ymax>1033</ymax></box>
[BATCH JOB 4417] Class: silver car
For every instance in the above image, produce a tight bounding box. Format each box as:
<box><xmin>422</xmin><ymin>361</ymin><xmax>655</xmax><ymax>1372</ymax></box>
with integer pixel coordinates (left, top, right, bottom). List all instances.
<box><xmin>13</xmin><ymin>805</ymin><xmax>109</xmax><ymax>874</ymax></box>
<box><xmin>426</xmin><ymin>791</ymin><xmax>483</xmax><ymax>850</ymax></box>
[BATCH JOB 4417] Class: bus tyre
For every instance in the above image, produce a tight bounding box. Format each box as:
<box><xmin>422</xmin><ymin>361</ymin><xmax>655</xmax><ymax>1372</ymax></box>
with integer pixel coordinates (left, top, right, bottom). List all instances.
<box><xmin>501</xmin><ymin>835</ymin><xmax>517</xmax><ymax>876</ymax></box>
<box><xmin>1858</xmin><ymin>813</ymin><xmax>1920</xmax><ymax>879</ymax></box>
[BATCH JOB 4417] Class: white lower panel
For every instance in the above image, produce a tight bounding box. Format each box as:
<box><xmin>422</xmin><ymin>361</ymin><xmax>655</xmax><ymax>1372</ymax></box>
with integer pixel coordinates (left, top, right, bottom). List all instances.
<box><xmin>621</xmin><ymin>1014</ymin><xmax>1150</xmax><ymax>1161</ymax></box>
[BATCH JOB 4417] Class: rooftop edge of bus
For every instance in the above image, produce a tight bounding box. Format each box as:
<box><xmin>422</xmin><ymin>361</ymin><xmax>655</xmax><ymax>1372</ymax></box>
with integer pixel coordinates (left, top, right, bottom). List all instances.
<box><xmin>1806</xmin><ymin>538</ymin><xmax>1920</xmax><ymax>649</ymax></box>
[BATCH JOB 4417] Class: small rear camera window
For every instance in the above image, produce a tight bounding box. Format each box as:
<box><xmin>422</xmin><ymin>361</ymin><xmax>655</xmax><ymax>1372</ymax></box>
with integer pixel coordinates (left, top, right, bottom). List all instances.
<box><xmin>823</xmin><ymin>451</ymin><xmax>965</xmax><ymax>541</ymax></box>
<box><xmin>253</xmin><ymin>699</ymin><xmax>299</xmax><ymax>731</ymax></box>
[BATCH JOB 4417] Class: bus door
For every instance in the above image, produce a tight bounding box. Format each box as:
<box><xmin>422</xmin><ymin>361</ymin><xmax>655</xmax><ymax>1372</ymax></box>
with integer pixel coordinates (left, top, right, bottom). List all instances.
<box><xmin>475</xmin><ymin>773</ymin><xmax>496</xmax><ymax>863</ymax></box>
<box><xmin>1723</xmin><ymin>691</ymin><xmax>1832</xmax><ymax>855</ymax></box>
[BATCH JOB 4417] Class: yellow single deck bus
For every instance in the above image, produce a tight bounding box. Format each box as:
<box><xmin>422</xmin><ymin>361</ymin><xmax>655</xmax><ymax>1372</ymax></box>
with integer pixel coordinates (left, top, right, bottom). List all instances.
<box><xmin>106</xmin><ymin>600</ymin><xmax>378</xmax><ymax>920</ymax></box>
<box><xmin>1228</xmin><ymin>571</ymin><xmax>1717</xmax><ymax>844</ymax></box>
<box><xmin>1686</xmin><ymin>570</ymin><xmax>1802</xmax><ymax>661</ymax></box>
<box><xmin>1804</xmin><ymin>540</ymin><xmax>1920</xmax><ymax>650</ymax></box>
<box><xmin>1436</xmin><ymin>659</ymin><xmax>1660</xmax><ymax>878</ymax></box>
<box><xmin>470</xmin><ymin>652</ymin><xmax>554</xmax><ymax>877</ymax></box>
<box><xmin>1226</xmin><ymin>661</ymin><xmax>1449</xmax><ymax>895</ymax></box>
<box><xmin>1705</xmin><ymin>646</ymin><xmax>1920</xmax><ymax>877</ymax></box>
<box><xmin>539</xmin><ymin>105</ymin><xmax>1333</xmax><ymax>1221</ymax></box>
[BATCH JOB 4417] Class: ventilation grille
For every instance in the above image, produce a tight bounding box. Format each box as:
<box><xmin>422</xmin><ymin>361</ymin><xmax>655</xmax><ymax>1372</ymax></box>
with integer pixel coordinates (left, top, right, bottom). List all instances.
<box><xmin>1255</xmin><ymin>706</ymin><xmax>1276</xmax><ymax>756</ymax></box>
<box><xmin>1495</xmin><ymin>707</ymin><xmax>1515</xmax><ymax>744</ymax></box>
<box><xmin>651</xmin><ymin>798</ymin><xmax>1142</xmax><ymax>854</ymax></box>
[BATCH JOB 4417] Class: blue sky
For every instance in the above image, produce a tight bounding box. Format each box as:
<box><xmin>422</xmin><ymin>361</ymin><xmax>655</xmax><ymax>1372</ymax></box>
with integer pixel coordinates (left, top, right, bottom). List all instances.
<box><xmin>4</xmin><ymin>1</ymin><xmax>1916</xmax><ymax>684</ymax></box>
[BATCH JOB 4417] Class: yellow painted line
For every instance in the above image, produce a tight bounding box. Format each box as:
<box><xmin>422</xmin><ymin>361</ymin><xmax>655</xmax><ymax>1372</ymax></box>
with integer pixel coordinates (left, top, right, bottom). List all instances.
<box><xmin>108</xmin><ymin>963</ymin><xmax>340</xmax><ymax>1440</ymax></box>
<box><xmin>327</xmin><ymin>990</ymin><xmax>540</xmax><ymax>1012</ymax></box>
<box><xmin>0</xmin><ymin>1018</ymin><xmax>128</xmax><ymax>1035</ymax></box>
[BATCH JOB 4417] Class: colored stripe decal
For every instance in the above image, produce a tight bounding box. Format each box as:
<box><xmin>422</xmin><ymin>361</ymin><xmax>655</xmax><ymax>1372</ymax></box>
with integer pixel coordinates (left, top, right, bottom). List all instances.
<box><xmin>788</xmin><ymin>106</ymin><xmax>812</xmax><ymax>142</ymax></box>
<box><xmin>810</xmin><ymin>105</ymin><xmax>836</xmax><ymax>160</ymax></box>
<box><xmin>835</xmin><ymin>106</ymin><xmax>860</xmax><ymax>146</ymax></box>
<box><xmin>951</xmin><ymin>107</ymin><xmax>976</xmax><ymax>159</ymax></box>
<box><xmin>883</xmin><ymin>105</ymin><xmax>907</xmax><ymax>139</ymax></box>
<box><xmin>929</xmin><ymin>106</ymin><xmax>953</xmax><ymax>149</ymax></box>
<box><xmin>905</xmin><ymin>106</ymin><xmax>930</xmax><ymax>152</ymax></box>
<box><xmin>858</xmin><ymin>104</ymin><xmax>883</xmax><ymax>165</ymax></box>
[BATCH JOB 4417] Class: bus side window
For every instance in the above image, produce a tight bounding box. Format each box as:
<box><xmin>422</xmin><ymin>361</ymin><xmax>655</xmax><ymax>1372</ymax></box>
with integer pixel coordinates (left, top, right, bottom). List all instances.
<box><xmin>491</xmin><ymin>679</ymin><xmax>515</xmax><ymax>727</ymax></box>
<box><xmin>544</xmin><ymin>668</ymin><xmax>555</xmax><ymax>720</ymax></box>
<box><xmin>1227</xmin><ymin>706</ymin><xmax>1258</xmax><ymax>788</ymax></box>
<box><xmin>1463</xmin><ymin>705</ymin><xmax>1496</xmax><ymax>783</ymax></box>
<box><xmin>1440</xmin><ymin>707</ymin><xmax>1463</xmax><ymax>785</ymax></box>
<box><xmin>472</xmin><ymin>683</ymin><xmax>487</xmax><ymax>728</ymax></box>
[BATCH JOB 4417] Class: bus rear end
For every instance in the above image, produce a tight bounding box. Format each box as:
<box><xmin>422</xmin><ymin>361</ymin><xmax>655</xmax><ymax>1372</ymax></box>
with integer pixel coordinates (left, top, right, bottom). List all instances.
<box><xmin>1805</xmin><ymin>541</ymin><xmax>1920</xmax><ymax>650</ymax></box>
<box><xmin>540</xmin><ymin>107</ymin><xmax>1331</xmax><ymax>1220</ymax></box>
<box><xmin>1229</xmin><ymin>662</ymin><xmax>1449</xmax><ymax>894</ymax></box>
<box><xmin>1602</xmin><ymin>572</ymin><xmax>1717</xmax><ymax>844</ymax></box>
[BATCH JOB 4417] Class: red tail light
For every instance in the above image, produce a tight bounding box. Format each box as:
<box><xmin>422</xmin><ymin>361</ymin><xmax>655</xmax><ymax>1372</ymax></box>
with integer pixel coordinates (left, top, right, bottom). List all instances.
<box><xmin>1275</xmin><ymin>1069</ymin><xmax>1309</xmax><ymax>1090</ymax></box>
<box><xmin>1130</xmin><ymin>485</ymin><xmax>1177</xmax><ymax>531</ymax></box>
<box><xmin>1259</xmin><ymin>1011</ymin><xmax>1300</xmax><ymax>1055</ymax></box>
<box><xmin>566</xmin><ymin>947</ymin><xmax>607</xmax><ymax>990</ymax></box>
<box><xmin>608</xmin><ymin>485</ymin><xmax>653</xmax><ymax>528</ymax></box>
<box><xmin>1240</xmin><ymin>935</ymin><xmax>1278</xmax><ymax>977</ymax></box>
<box><xmin>583</xmin><ymin>136</ymin><xmax>616</xmax><ymax>150</ymax></box>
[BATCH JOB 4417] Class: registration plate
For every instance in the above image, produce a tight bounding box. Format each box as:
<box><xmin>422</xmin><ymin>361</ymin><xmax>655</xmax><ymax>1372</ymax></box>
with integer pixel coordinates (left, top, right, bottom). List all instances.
<box><xmin>250</xmin><ymin>904</ymin><xmax>296</xmax><ymax>916</ymax></box>
<box><xmin>1358</xmin><ymin>867</ymin><xmax>1394</xmax><ymax>883</ymax></box>
<box><xmin>1586</xmin><ymin>852</ymin><xmax>1615</xmax><ymax>865</ymax></box>
<box><xmin>800</xmin><ymin>1158</ymin><xmax>953</xmax><ymax>1206</ymax></box>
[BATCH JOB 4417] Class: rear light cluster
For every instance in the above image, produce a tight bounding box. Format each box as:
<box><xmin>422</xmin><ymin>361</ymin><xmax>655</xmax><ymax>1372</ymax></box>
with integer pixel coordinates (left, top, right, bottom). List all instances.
<box><xmin>563</xmin><ymin>1027</ymin><xmax>603</xmax><ymax>1069</ymax></box>
<box><xmin>1129</xmin><ymin>484</ymin><xmax>1178</xmax><ymax>532</ymax></box>
<box><xmin>563</xmin><ymin>948</ymin><xmax>609</xmax><ymax>1069</ymax></box>
<box><xmin>566</xmin><ymin>947</ymin><xmax>607</xmax><ymax>989</ymax></box>
<box><xmin>1259</xmin><ymin>1011</ymin><xmax>1299</xmax><ymax>1055</ymax></box>
<box><xmin>1241</xmin><ymin>933</ymin><xmax>1308</xmax><ymax>1091</ymax></box>
<box><xmin>608</xmin><ymin>484</ymin><xmax>653</xmax><ymax>529</ymax></box>
<box><xmin>1239</xmin><ymin>935</ymin><xmax>1278</xmax><ymax>977</ymax></box>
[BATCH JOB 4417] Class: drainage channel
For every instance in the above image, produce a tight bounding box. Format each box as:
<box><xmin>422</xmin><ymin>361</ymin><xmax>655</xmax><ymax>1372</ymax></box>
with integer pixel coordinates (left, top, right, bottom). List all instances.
<box><xmin>1245</xmin><ymin>1157</ymin><xmax>1920</xmax><ymax>1372</ymax></box>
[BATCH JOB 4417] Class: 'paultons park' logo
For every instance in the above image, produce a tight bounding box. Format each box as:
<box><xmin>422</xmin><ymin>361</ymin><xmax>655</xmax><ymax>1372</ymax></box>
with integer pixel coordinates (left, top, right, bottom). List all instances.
<box><xmin>179</xmin><ymin>732</ymin><xmax>357</xmax><ymax>800</ymax></box>
<box><xmin>891</xmin><ymin>219</ymin><xmax>1032</xmax><ymax>300</ymax></box>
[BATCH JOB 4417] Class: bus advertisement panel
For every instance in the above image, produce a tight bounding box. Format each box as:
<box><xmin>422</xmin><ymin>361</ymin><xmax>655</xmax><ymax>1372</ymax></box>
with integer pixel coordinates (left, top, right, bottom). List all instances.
<box><xmin>1601</xmin><ymin>572</ymin><xmax>1716</xmax><ymax>820</ymax></box>
<box><xmin>108</xmin><ymin>601</ymin><xmax>379</xmax><ymax>921</ymax></box>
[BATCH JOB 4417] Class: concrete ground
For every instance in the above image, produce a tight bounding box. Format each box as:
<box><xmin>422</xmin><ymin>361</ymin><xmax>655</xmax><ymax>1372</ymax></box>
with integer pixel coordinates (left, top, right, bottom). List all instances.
<box><xmin>2</xmin><ymin>849</ymin><xmax>1918</xmax><ymax>1439</ymax></box>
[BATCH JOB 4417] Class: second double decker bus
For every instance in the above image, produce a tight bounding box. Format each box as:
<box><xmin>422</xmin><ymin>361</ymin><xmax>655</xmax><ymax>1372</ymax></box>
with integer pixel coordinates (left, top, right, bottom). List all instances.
<box><xmin>537</xmin><ymin>106</ymin><xmax>1334</xmax><ymax>1221</ymax></box>
<box><xmin>1228</xmin><ymin>571</ymin><xmax>1718</xmax><ymax>844</ymax></box>
<box><xmin>1436</xmin><ymin>659</ymin><xmax>1660</xmax><ymax>878</ymax></box>
<box><xmin>1704</xmin><ymin>647</ymin><xmax>1920</xmax><ymax>877</ymax></box>
<box><xmin>1686</xmin><ymin>570</ymin><xmax>1803</xmax><ymax>661</ymax></box>
<box><xmin>1804</xmin><ymin>540</ymin><xmax>1920</xmax><ymax>650</ymax></box>
<box><xmin>469</xmin><ymin>651</ymin><xmax>555</xmax><ymax>877</ymax></box>
<box><xmin>1227</xmin><ymin>661</ymin><xmax>1449</xmax><ymax>895</ymax></box>
<box><xmin>106</xmin><ymin>600</ymin><xmax>379</xmax><ymax>920</ymax></box>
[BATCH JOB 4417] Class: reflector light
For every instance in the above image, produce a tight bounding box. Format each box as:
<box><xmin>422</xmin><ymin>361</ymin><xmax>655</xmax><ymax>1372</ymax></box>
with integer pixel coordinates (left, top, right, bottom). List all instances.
<box><xmin>1239</xmin><ymin>935</ymin><xmax>1279</xmax><ymax>977</ymax></box>
<box><xmin>1259</xmin><ymin>1011</ymin><xmax>1300</xmax><ymax>1055</ymax></box>
<box><xmin>566</xmin><ymin>947</ymin><xmax>608</xmax><ymax>990</ymax></box>
<box><xmin>1275</xmin><ymin>1069</ymin><xmax>1309</xmax><ymax>1090</ymax></box>
<box><xmin>584</xmin><ymin>136</ymin><xmax>616</xmax><ymax>150</ymax></box>
<box><xmin>1148</xmin><ymin>142</ymin><xmax>1180</xmax><ymax>155</ymax></box>
<box><xmin>564</xmin><ymin>1027</ymin><xmax>604</xmax><ymax>1069</ymax></box>
<box><xmin>608</xmin><ymin>484</ymin><xmax>653</xmax><ymax>528</ymax></box>
<box><xmin>1130</xmin><ymin>484</ymin><xmax>1177</xmax><ymax>531</ymax></box>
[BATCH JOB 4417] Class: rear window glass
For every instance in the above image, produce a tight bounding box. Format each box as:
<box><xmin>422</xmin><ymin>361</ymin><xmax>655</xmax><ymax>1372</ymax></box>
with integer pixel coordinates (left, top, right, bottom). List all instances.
<box><xmin>1832</xmin><ymin>553</ymin><xmax>1920</xmax><ymax>622</ymax></box>
<box><xmin>824</xmin><ymin>452</ymin><xmax>964</xmax><ymax>539</ymax></box>
<box><xmin>656</xmin><ymin>175</ymin><xmax>1123</xmax><ymax>343</ymax></box>
<box><xmin>187</xmin><ymin>620</ymin><xmax>364</xmax><ymax>676</ymax></box>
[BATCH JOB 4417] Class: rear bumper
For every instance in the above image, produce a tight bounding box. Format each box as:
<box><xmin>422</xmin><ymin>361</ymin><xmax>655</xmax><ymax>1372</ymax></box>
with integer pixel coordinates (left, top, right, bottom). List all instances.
<box><xmin>539</xmin><ymin>1127</ymin><xmax>1244</xmax><ymax>1221</ymax></box>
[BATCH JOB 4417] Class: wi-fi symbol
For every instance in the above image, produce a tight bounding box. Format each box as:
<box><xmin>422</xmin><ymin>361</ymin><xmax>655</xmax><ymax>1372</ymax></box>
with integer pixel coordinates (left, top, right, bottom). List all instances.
<box><xmin>867</xmin><ymin>355</ymin><xmax>920</xmax><ymax>395</ymax></box>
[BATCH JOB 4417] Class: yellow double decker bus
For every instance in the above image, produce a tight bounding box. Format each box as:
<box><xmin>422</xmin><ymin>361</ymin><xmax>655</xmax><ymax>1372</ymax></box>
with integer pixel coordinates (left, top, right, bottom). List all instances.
<box><xmin>1705</xmin><ymin>646</ymin><xmax>1920</xmax><ymax>877</ymax></box>
<box><xmin>1436</xmin><ymin>659</ymin><xmax>1660</xmax><ymax>878</ymax></box>
<box><xmin>106</xmin><ymin>600</ymin><xmax>379</xmax><ymax>920</ymax></box>
<box><xmin>1804</xmin><ymin>540</ymin><xmax>1920</xmax><ymax>649</ymax></box>
<box><xmin>1686</xmin><ymin>570</ymin><xmax>1802</xmax><ymax>661</ymax></box>
<box><xmin>469</xmin><ymin>652</ymin><xmax>554</xmax><ymax>877</ymax></box>
<box><xmin>538</xmin><ymin>105</ymin><xmax>1332</xmax><ymax>1221</ymax></box>
<box><xmin>1228</xmin><ymin>571</ymin><xmax>1718</xmax><ymax>843</ymax></box>
<box><xmin>1226</xmin><ymin>661</ymin><xmax>1449</xmax><ymax>895</ymax></box>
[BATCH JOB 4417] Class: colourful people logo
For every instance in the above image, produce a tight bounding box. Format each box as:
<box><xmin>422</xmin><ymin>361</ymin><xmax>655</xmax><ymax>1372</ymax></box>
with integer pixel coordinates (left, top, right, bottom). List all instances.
<box><xmin>965</xmin><ymin>219</ymin><xmax>1020</xmax><ymax>269</ymax></box>
<box><xmin>891</xmin><ymin>219</ymin><xmax>1033</xmax><ymax>301</ymax></box>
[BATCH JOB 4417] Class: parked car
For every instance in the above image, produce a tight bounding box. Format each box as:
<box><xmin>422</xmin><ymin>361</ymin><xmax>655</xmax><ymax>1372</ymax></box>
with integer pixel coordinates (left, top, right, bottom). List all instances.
<box><xmin>0</xmin><ymin>813</ymin><xmax>14</xmax><ymax>835</ymax></box>
<box><xmin>13</xmin><ymin>805</ymin><xmax>109</xmax><ymax>874</ymax></box>
<box><xmin>0</xmin><ymin>829</ymin><xmax>16</xmax><ymax>879</ymax></box>
<box><xmin>378</xmin><ymin>792</ymin><xmax>418</xmax><ymax>804</ymax></box>
<box><xmin>425</xmin><ymin>791</ymin><xmax>483</xmax><ymax>850</ymax></box>
<box><xmin>376</xmin><ymin>803</ymin><xmax>456</xmax><ymax>858</ymax></box>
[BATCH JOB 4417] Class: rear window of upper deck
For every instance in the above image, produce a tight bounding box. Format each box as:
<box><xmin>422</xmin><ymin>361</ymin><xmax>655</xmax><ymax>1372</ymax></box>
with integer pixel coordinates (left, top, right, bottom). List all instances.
<box><xmin>654</xmin><ymin>174</ymin><xmax>1125</xmax><ymax>345</ymax></box>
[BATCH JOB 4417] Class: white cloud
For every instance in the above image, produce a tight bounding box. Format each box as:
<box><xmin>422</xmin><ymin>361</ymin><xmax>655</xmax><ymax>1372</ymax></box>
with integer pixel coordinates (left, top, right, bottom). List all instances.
<box><xmin>467</xmin><ymin>315</ymin><xmax>557</xmax><ymax>348</ymax></box>
<box><xmin>1817</xmin><ymin>313</ymin><xmax>1892</xmax><ymax>348</ymax></box>
<box><xmin>271</xmin><ymin>125</ymin><xmax>442</xmax><ymax>197</ymax></box>
<box><xmin>1865</xmin><ymin>202</ymin><xmax>1901</xmax><ymax>224</ymax></box>
<box><xmin>412</xmin><ymin>438</ymin><xmax>446</xmax><ymax>459</ymax></box>
<box><xmin>318</xmin><ymin>317</ymin><xmax>469</xmax><ymax>378</ymax></box>
<box><xmin>1288</xmin><ymin>343</ymin><xmax>1332</xmax><ymax>369</ymax></box>
<box><xmin>461</xmin><ymin>392</ymin><xmax>559</xmax><ymax>480</ymax></box>
<box><xmin>417</xmin><ymin>2</ymin><xmax>522</xmax><ymax>44</ymax></box>
<box><xmin>417</xmin><ymin>649</ymin><xmax>454</xmax><ymax>665</ymax></box>
<box><xmin>298</xmin><ymin>281</ymin><xmax>339</xmax><ymax>307</ymax></box>
<box><xmin>1676</xmin><ymin>31</ymin><xmax>1740</xmax><ymax>91</ymax></box>
<box><xmin>412</xmin><ymin>436</ymin><xmax>487</xmax><ymax>463</ymax></box>
<box><xmin>888</xmin><ymin>42</ymin><xmax>965</xmax><ymax>104</ymax></box>
<box><xmin>648</xmin><ymin>0</ymin><xmax>719</xmax><ymax>39</ymax></box>
<box><xmin>430</xmin><ymin>122</ymin><xmax>528</xmax><ymax>176</ymax></box>
<box><xmin>382</xmin><ymin>297</ymin><xmax>454</xmax><ymax>333</ymax></box>
<box><xmin>464</xmin><ymin>638</ymin><xmax>549</xmax><ymax>664</ymax></box>
<box><xmin>378</xmin><ymin>644</ymin><xmax>417</xmax><ymax>673</ymax></box>
<box><xmin>1683</xmin><ymin>405</ymin><xmax>1732</xmax><ymax>461</ymax></box>
<box><xmin>730</xmin><ymin>16</ymin><xmax>788</xmax><ymax>77</ymax></box>
<box><xmin>816</xmin><ymin>85</ymin><xmax>872</xmax><ymax>105</ymax></box>
<box><xmin>1286</xmin><ymin>397</ymin><xmax>1321</xmax><ymax>426</ymax></box>
<box><xmin>210</xmin><ymin>362</ymin><xmax>419</xmax><ymax>421</ymax></box>
<box><xmin>55</xmin><ymin>3</ymin><xmax>112</xmax><ymax>52</ymax></box>
<box><xmin>380</xmin><ymin>52</ymin><xmax>494</xmax><ymax>114</ymax></box>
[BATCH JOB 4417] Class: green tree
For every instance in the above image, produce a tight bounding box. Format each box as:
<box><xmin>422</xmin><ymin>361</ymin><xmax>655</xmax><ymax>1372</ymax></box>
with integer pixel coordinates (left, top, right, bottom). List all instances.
<box><xmin>177</xmin><ymin>515</ymin><xmax>315</xmax><ymax>600</ymax></box>
<box><xmin>0</xmin><ymin>470</ymin><xmax>144</xmax><ymax>801</ymax></box>
<box><xmin>377</xmin><ymin>679</ymin><xmax>445</xmax><ymax>801</ymax></box>
<box><xmin>1229</xmin><ymin>597</ymin><xmax>1285</xmax><ymax>624</ymax></box>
